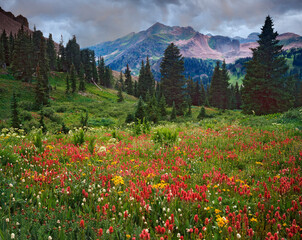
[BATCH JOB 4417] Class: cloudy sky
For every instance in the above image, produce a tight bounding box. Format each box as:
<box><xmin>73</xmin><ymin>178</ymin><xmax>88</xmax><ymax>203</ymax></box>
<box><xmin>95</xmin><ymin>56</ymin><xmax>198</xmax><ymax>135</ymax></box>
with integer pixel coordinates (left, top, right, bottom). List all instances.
<box><xmin>1</xmin><ymin>0</ymin><xmax>302</xmax><ymax>47</ymax></box>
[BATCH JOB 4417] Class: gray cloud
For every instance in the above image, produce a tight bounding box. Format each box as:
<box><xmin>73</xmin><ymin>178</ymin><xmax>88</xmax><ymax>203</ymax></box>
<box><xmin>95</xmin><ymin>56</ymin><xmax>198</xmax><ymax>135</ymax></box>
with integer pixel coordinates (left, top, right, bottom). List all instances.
<box><xmin>1</xmin><ymin>0</ymin><xmax>302</xmax><ymax>47</ymax></box>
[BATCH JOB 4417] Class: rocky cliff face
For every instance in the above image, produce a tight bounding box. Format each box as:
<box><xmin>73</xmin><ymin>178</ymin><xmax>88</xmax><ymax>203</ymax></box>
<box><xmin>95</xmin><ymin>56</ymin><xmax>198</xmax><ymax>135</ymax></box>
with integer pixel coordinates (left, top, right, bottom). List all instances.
<box><xmin>0</xmin><ymin>7</ymin><xmax>30</xmax><ymax>35</ymax></box>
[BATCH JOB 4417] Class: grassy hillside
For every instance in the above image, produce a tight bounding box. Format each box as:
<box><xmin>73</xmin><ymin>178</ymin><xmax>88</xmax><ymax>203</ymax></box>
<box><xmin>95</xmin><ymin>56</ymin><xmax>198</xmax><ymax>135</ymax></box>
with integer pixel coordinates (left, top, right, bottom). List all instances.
<box><xmin>0</xmin><ymin>69</ymin><xmax>137</xmax><ymax>131</ymax></box>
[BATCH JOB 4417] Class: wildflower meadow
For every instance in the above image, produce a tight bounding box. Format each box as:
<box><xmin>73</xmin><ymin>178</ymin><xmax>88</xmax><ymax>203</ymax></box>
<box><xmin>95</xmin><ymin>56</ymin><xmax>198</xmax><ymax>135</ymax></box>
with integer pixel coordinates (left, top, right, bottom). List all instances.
<box><xmin>0</xmin><ymin>119</ymin><xmax>301</xmax><ymax>240</ymax></box>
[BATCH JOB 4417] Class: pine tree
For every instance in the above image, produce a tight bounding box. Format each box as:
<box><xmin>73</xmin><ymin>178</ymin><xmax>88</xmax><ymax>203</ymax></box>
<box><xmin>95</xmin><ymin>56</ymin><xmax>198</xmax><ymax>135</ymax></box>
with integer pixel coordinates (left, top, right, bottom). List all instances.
<box><xmin>66</xmin><ymin>35</ymin><xmax>81</xmax><ymax>71</ymax></box>
<box><xmin>145</xmin><ymin>57</ymin><xmax>155</xmax><ymax>95</ymax></box>
<box><xmin>78</xmin><ymin>64</ymin><xmax>86</xmax><ymax>91</ymax></box>
<box><xmin>118</xmin><ymin>71</ymin><xmax>124</xmax><ymax>91</ymax></box>
<box><xmin>1</xmin><ymin>30</ymin><xmax>10</xmax><ymax>66</ymax></box>
<box><xmin>11</xmin><ymin>92</ymin><xmax>20</xmax><ymax>129</ymax></box>
<box><xmin>235</xmin><ymin>82</ymin><xmax>242</xmax><ymax>109</ymax></box>
<box><xmin>192</xmin><ymin>80</ymin><xmax>201</xmax><ymax>106</ymax></box>
<box><xmin>135</xmin><ymin>97</ymin><xmax>145</xmax><ymax>122</ymax></box>
<box><xmin>200</xmin><ymin>82</ymin><xmax>206</xmax><ymax>106</ymax></box>
<box><xmin>138</xmin><ymin>60</ymin><xmax>145</xmax><ymax>98</ymax></box>
<box><xmin>124</xmin><ymin>64</ymin><xmax>133</xmax><ymax>95</ymax></box>
<box><xmin>98</xmin><ymin>57</ymin><xmax>105</xmax><ymax>86</ymax></box>
<box><xmin>220</xmin><ymin>60</ymin><xmax>230</xmax><ymax>109</ymax></box>
<box><xmin>160</xmin><ymin>43</ymin><xmax>185</xmax><ymax>114</ymax></box>
<box><xmin>158</xmin><ymin>95</ymin><xmax>167</xmax><ymax>117</ymax></box>
<box><xmin>134</xmin><ymin>81</ymin><xmax>138</xmax><ymax>97</ymax></box>
<box><xmin>242</xmin><ymin>16</ymin><xmax>293</xmax><ymax>115</ymax></box>
<box><xmin>117</xmin><ymin>85</ymin><xmax>124</xmax><ymax>102</ymax></box>
<box><xmin>58</xmin><ymin>35</ymin><xmax>67</xmax><ymax>71</ymax></box>
<box><xmin>209</xmin><ymin>61</ymin><xmax>222</xmax><ymax>108</ymax></box>
<box><xmin>65</xmin><ymin>74</ymin><xmax>70</xmax><ymax>94</ymax></box>
<box><xmin>35</xmin><ymin>65</ymin><xmax>46</xmax><ymax>109</ymax></box>
<box><xmin>70</xmin><ymin>64</ymin><xmax>77</xmax><ymax>93</ymax></box>
<box><xmin>46</xmin><ymin>33</ymin><xmax>57</xmax><ymax>71</ymax></box>
<box><xmin>104</xmin><ymin>67</ymin><xmax>112</xmax><ymax>88</ymax></box>
<box><xmin>170</xmin><ymin>101</ymin><xmax>177</xmax><ymax>121</ymax></box>
<box><xmin>187</xmin><ymin>77</ymin><xmax>194</xmax><ymax>102</ymax></box>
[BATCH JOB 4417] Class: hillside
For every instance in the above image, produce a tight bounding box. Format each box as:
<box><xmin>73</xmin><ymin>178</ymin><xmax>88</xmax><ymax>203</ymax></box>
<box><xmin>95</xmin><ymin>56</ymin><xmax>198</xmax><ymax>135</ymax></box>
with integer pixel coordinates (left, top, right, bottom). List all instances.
<box><xmin>0</xmin><ymin>70</ymin><xmax>137</xmax><ymax>131</ymax></box>
<box><xmin>88</xmin><ymin>22</ymin><xmax>302</xmax><ymax>76</ymax></box>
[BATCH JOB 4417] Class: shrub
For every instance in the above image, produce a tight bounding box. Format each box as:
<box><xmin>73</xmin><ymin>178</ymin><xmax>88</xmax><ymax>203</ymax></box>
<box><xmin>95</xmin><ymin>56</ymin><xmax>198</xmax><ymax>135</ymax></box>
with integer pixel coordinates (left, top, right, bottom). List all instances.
<box><xmin>0</xmin><ymin>148</ymin><xmax>18</xmax><ymax>166</ymax></box>
<box><xmin>20</xmin><ymin>110</ymin><xmax>32</xmax><ymax>121</ymax></box>
<box><xmin>32</xmin><ymin>129</ymin><xmax>43</xmax><ymax>151</ymax></box>
<box><xmin>152</xmin><ymin>127</ymin><xmax>178</xmax><ymax>146</ymax></box>
<box><xmin>72</xmin><ymin>128</ymin><xmax>85</xmax><ymax>146</ymax></box>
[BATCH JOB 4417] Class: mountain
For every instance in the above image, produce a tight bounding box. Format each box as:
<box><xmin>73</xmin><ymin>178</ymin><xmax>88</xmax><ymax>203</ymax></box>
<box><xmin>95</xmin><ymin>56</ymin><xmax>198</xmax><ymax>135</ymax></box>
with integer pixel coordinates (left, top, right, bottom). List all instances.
<box><xmin>0</xmin><ymin>7</ymin><xmax>31</xmax><ymax>35</ymax></box>
<box><xmin>88</xmin><ymin>22</ymin><xmax>302</xmax><ymax>76</ymax></box>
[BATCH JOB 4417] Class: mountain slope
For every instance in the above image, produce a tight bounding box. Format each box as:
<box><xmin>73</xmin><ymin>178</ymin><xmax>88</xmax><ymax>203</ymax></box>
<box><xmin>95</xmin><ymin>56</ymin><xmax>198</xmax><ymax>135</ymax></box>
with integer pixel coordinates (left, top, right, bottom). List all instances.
<box><xmin>88</xmin><ymin>22</ymin><xmax>302</xmax><ymax>76</ymax></box>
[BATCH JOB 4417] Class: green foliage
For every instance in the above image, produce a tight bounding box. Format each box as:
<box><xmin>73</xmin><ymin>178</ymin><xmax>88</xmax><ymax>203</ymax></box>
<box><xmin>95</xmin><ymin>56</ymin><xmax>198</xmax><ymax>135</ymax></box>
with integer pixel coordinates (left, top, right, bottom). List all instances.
<box><xmin>152</xmin><ymin>127</ymin><xmax>178</xmax><ymax>146</ymax></box>
<box><xmin>0</xmin><ymin>148</ymin><xmax>18</xmax><ymax>166</ymax></box>
<box><xmin>80</xmin><ymin>110</ymin><xmax>89</xmax><ymax>127</ymax></box>
<box><xmin>39</xmin><ymin>109</ymin><xmax>47</xmax><ymax>133</ymax></box>
<box><xmin>135</xmin><ymin>97</ymin><xmax>145</xmax><ymax>122</ymax></box>
<box><xmin>242</xmin><ymin>16</ymin><xmax>293</xmax><ymax>115</ymax></box>
<box><xmin>197</xmin><ymin>106</ymin><xmax>206</xmax><ymax>120</ymax></box>
<box><xmin>32</xmin><ymin>129</ymin><xmax>43</xmax><ymax>151</ymax></box>
<box><xmin>88</xmin><ymin>136</ymin><xmax>96</xmax><ymax>155</ymax></box>
<box><xmin>124</xmin><ymin>64</ymin><xmax>133</xmax><ymax>95</ymax></box>
<box><xmin>11</xmin><ymin>92</ymin><xmax>20</xmax><ymax>129</ymax></box>
<box><xmin>125</xmin><ymin>113</ymin><xmax>135</xmax><ymax>123</ymax></box>
<box><xmin>117</xmin><ymin>85</ymin><xmax>124</xmax><ymax>102</ymax></box>
<box><xmin>70</xmin><ymin>64</ymin><xmax>77</xmax><ymax>93</ymax></box>
<box><xmin>133</xmin><ymin>118</ymin><xmax>150</xmax><ymax>135</ymax></box>
<box><xmin>72</xmin><ymin>128</ymin><xmax>85</xmax><ymax>146</ymax></box>
<box><xmin>160</xmin><ymin>43</ymin><xmax>185</xmax><ymax>111</ymax></box>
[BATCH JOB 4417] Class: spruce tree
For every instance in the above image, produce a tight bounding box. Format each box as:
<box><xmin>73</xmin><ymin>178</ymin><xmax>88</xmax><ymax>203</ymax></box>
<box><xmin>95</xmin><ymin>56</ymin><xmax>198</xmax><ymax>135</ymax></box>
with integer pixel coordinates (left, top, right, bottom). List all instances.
<box><xmin>242</xmin><ymin>16</ymin><xmax>293</xmax><ymax>115</ymax></box>
<box><xmin>118</xmin><ymin>71</ymin><xmax>124</xmax><ymax>91</ymax></box>
<box><xmin>46</xmin><ymin>33</ymin><xmax>57</xmax><ymax>71</ymax></box>
<box><xmin>187</xmin><ymin>77</ymin><xmax>194</xmax><ymax>102</ymax></box>
<box><xmin>35</xmin><ymin>65</ymin><xmax>46</xmax><ymax>109</ymax></box>
<box><xmin>135</xmin><ymin>97</ymin><xmax>145</xmax><ymax>122</ymax></box>
<box><xmin>65</xmin><ymin>35</ymin><xmax>81</xmax><ymax>71</ymax></box>
<box><xmin>117</xmin><ymin>85</ymin><xmax>124</xmax><ymax>102</ymax></box>
<box><xmin>145</xmin><ymin>57</ymin><xmax>155</xmax><ymax>95</ymax></box>
<box><xmin>78</xmin><ymin>64</ymin><xmax>86</xmax><ymax>91</ymax></box>
<box><xmin>11</xmin><ymin>92</ymin><xmax>20</xmax><ymax>129</ymax></box>
<box><xmin>1</xmin><ymin>30</ymin><xmax>10</xmax><ymax>66</ymax></box>
<box><xmin>98</xmin><ymin>57</ymin><xmax>105</xmax><ymax>86</ymax></box>
<box><xmin>39</xmin><ymin>108</ymin><xmax>47</xmax><ymax>133</ymax></box>
<box><xmin>235</xmin><ymin>82</ymin><xmax>242</xmax><ymax>109</ymax></box>
<box><xmin>70</xmin><ymin>64</ymin><xmax>77</xmax><ymax>93</ymax></box>
<box><xmin>160</xmin><ymin>43</ymin><xmax>185</xmax><ymax>114</ymax></box>
<box><xmin>192</xmin><ymin>80</ymin><xmax>201</xmax><ymax>106</ymax></box>
<box><xmin>209</xmin><ymin>61</ymin><xmax>222</xmax><ymax>108</ymax></box>
<box><xmin>124</xmin><ymin>64</ymin><xmax>133</xmax><ymax>95</ymax></box>
<box><xmin>104</xmin><ymin>67</ymin><xmax>112</xmax><ymax>88</ymax></box>
<box><xmin>134</xmin><ymin>81</ymin><xmax>138</xmax><ymax>97</ymax></box>
<box><xmin>220</xmin><ymin>60</ymin><xmax>230</xmax><ymax>109</ymax></box>
<box><xmin>200</xmin><ymin>82</ymin><xmax>206</xmax><ymax>106</ymax></box>
<box><xmin>170</xmin><ymin>101</ymin><xmax>177</xmax><ymax>121</ymax></box>
<box><xmin>159</xmin><ymin>95</ymin><xmax>167</xmax><ymax>117</ymax></box>
<box><xmin>138</xmin><ymin>60</ymin><xmax>145</xmax><ymax>98</ymax></box>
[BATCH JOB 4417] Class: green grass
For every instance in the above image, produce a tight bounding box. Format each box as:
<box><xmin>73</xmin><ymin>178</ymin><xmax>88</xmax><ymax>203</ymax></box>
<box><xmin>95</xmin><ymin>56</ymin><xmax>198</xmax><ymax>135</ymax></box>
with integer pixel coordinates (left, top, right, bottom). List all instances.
<box><xmin>0</xmin><ymin>70</ymin><xmax>137</xmax><ymax>131</ymax></box>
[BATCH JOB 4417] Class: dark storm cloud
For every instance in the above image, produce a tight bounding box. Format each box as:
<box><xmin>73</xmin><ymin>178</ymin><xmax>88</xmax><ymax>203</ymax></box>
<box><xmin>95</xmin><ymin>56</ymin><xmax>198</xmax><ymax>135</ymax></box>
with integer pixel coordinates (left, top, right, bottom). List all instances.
<box><xmin>1</xmin><ymin>0</ymin><xmax>302</xmax><ymax>47</ymax></box>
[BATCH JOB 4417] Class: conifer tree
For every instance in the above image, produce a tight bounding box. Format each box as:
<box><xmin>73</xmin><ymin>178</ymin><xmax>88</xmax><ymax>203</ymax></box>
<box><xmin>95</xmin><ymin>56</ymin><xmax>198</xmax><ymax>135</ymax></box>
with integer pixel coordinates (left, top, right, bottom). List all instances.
<box><xmin>46</xmin><ymin>33</ymin><xmax>57</xmax><ymax>71</ymax></box>
<box><xmin>209</xmin><ymin>61</ymin><xmax>222</xmax><ymax>108</ymax></box>
<box><xmin>134</xmin><ymin>81</ymin><xmax>138</xmax><ymax>97</ymax></box>
<box><xmin>35</xmin><ymin>65</ymin><xmax>46</xmax><ymax>109</ymax></box>
<box><xmin>200</xmin><ymin>82</ymin><xmax>206</xmax><ymax>106</ymax></box>
<box><xmin>160</xmin><ymin>43</ymin><xmax>185</xmax><ymax>114</ymax></box>
<box><xmin>220</xmin><ymin>60</ymin><xmax>230</xmax><ymax>109</ymax></box>
<box><xmin>11</xmin><ymin>92</ymin><xmax>20</xmax><ymax>129</ymax></box>
<box><xmin>170</xmin><ymin>101</ymin><xmax>177</xmax><ymax>121</ymax></box>
<box><xmin>78</xmin><ymin>64</ymin><xmax>86</xmax><ymax>91</ymax></box>
<box><xmin>197</xmin><ymin>106</ymin><xmax>206</xmax><ymax>120</ymax></box>
<box><xmin>124</xmin><ymin>64</ymin><xmax>133</xmax><ymax>95</ymax></box>
<box><xmin>58</xmin><ymin>35</ymin><xmax>67</xmax><ymax>71</ymax></box>
<box><xmin>104</xmin><ymin>67</ymin><xmax>112</xmax><ymax>88</ymax></box>
<box><xmin>117</xmin><ymin>85</ymin><xmax>124</xmax><ymax>102</ymax></box>
<box><xmin>135</xmin><ymin>97</ymin><xmax>145</xmax><ymax>122</ymax></box>
<box><xmin>242</xmin><ymin>16</ymin><xmax>293</xmax><ymax>115</ymax></box>
<box><xmin>98</xmin><ymin>57</ymin><xmax>105</xmax><ymax>86</ymax></box>
<box><xmin>192</xmin><ymin>80</ymin><xmax>201</xmax><ymax>106</ymax></box>
<box><xmin>66</xmin><ymin>35</ymin><xmax>81</xmax><ymax>71</ymax></box>
<box><xmin>118</xmin><ymin>71</ymin><xmax>124</xmax><ymax>91</ymax></box>
<box><xmin>235</xmin><ymin>82</ymin><xmax>242</xmax><ymax>109</ymax></box>
<box><xmin>65</xmin><ymin>74</ymin><xmax>70</xmax><ymax>94</ymax></box>
<box><xmin>1</xmin><ymin>30</ymin><xmax>10</xmax><ymax>66</ymax></box>
<box><xmin>70</xmin><ymin>64</ymin><xmax>77</xmax><ymax>93</ymax></box>
<box><xmin>145</xmin><ymin>57</ymin><xmax>155</xmax><ymax>95</ymax></box>
<box><xmin>138</xmin><ymin>60</ymin><xmax>145</xmax><ymax>98</ymax></box>
<box><xmin>159</xmin><ymin>95</ymin><xmax>167</xmax><ymax>117</ymax></box>
<box><xmin>187</xmin><ymin>77</ymin><xmax>194</xmax><ymax>102</ymax></box>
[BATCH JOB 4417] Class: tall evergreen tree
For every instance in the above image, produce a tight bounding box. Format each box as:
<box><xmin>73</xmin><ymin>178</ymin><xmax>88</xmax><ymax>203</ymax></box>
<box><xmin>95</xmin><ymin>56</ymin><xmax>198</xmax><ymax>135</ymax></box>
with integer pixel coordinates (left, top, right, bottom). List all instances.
<box><xmin>220</xmin><ymin>60</ymin><xmax>230</xmax><ymax>109</ymax></box>
<box><xmin>235</xmin><ymin>82</ymin><xmax>242</xmax><ymax>109</ymax></box>
<box><xmin>65</xmin><ymin>35</ymin><xmax>81</xmax><ymax>71</ymax></box>
<box><xmin>58</xmin><ymin>35</ymin><xmax>67</xmax><ymax>72</ymax></box>
<box><xmin>209</xmin><ymin>61</ymin><xmax>223</xmax><ymax>108</ymax></box>
<box><xmin>104</xmin><ymin>67</ymin><xmax>112</xmax><ymax>88</ymax></box>
<box><xmin>78</xmin><ymin>63</ymin><xmax>86</xmax><ymax>91</ymax></box>
<box><xmin>242</xmin><ymin>16</ymin><xmax>293</xmax><ymax>115</ymax></box>
<box><xmin>1</xmin><ymin>30</ymin><xmax>10</xmax><ymax>66</ymax></box>
<box><xmin>160</xmin><ymin>43</ymin><xmax>185</xmax><ymax>114</ymax></box>
<box><xmin>39</xmin><ymin>108</ymin><xmax>47</xmax><ymax>133</ymax></box>
<box><xmin>98</xmin><ymin>57</ymin><xmax>105</xmax><ymax>86</ymax></box>
<box><xmin>145</xmin><ymin>57</ymin><xmax>155</xmax><ymax>95</ymax></box>
<box><xmin>11</xmin><ymin>92</ymin><xmax>20</xmax><ymax>129</ymax></box>
<box><xmin>192</xmin><ymin>80</ymin><xmax>201</xmax><ymax>106</ymax></box>
<box><xmin>117</xmin><ymin>85</ymin><xmax>124</xmax><ymax>102</ymax></box>
<box><xmin>46</xmin><ymin>33</ymin><xmax>57</xmax><ymax>71</ymax></box>
<box><xmin>158</xmin><ymin>95</ymin><xmax>167</xmax><ymax>117</ymax></box>
<box><xmin>70</xmin><ymin>64</ymin><xmax>77</xmax><ymax>93</ymax></box>
<box><xmin>135</xmin><ymin>97</ymin><xmax>145</xmax><ymax>122</ymax></box>
<box><xmin>12</xmin><ymin>26</ymin><xmax>34</xmax><ymax>82</ymax></box>
<box><xmin>186</xmin><ymin>77</ymin><xmax>194</xmax><ymax>102</ymax></box>
<box><xmin>137</xmin><ymin>60</ymin><xmax>145</xmax><ymax>98</ymax></box>
<box><xmin>118</xmin><ymin>71</ymin><xmax>124</xmax><ymax>91</ymax></box>
<box><xmin>134</xmin><ymin>81</ymin><xmax>138</xmax><ymax>97</ymax></box>
<box><xmin>124</xmin><ymin>64</ymin><xmax>133</xmax><ymax>95</ymax></box>
<box><xmin>200</xmin><ymin>82</ymin><xmax>206</xmax><ymax>106</ymax></box>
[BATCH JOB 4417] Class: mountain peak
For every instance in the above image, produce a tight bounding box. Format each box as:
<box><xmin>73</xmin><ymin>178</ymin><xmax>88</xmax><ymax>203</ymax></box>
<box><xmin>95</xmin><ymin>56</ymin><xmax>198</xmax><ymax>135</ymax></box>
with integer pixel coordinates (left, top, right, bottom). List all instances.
<box><xmin>147</xmin><ymin>22</ymin><xmax>170</xmax><ymax>34</ymax></box>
